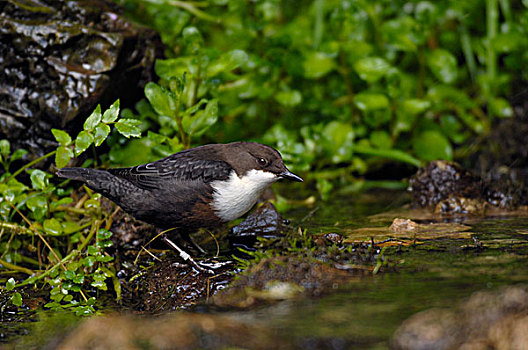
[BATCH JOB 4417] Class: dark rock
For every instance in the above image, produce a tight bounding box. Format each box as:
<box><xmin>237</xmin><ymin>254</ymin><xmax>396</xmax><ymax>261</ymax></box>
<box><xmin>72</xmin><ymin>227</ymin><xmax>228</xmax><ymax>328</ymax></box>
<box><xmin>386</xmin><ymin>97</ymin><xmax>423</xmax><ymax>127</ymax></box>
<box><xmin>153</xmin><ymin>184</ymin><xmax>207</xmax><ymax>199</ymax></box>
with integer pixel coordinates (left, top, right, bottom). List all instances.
<box><xmin>314</xmin><ymin>233</ymin><xmax>344</xmax><ymax>246</ymax></box>
<box><xmin>408</xmin><ymin>160</ymin><xmax>482</xmax><ymax>208</ymax></box>
<box><xmin>409</xmin><ymin>160</ymin><xmax>527</xmax><ymax>213</ymax></box>
<box><xmin>392</xmin><ymin>285</ymin><xmax>528</xmax><ymax>350</ymax></box>
<box><xmin>229</xmin><ymin>202</ymin><xmax>290</xmax><ymax>249</ymax></box>
<box><xmin>0</xmin><ymin>0</ymin><xmax>162</xmax><ymax>159</ymax></box>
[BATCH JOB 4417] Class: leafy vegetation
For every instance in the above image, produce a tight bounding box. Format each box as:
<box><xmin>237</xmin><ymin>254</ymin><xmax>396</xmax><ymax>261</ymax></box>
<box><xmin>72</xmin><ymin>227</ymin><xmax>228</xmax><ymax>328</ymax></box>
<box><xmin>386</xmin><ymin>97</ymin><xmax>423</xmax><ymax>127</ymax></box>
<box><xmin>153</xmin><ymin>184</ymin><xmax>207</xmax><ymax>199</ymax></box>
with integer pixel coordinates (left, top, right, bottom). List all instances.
<box><xmin>120</xmin><ymin>0</ymin><xmax>527</xmax><ymax>197</ymax></box>
<box><xmin>0</xmin><ymin>102</ymin><xmax>139</xmax><ymax>315</ymax></box>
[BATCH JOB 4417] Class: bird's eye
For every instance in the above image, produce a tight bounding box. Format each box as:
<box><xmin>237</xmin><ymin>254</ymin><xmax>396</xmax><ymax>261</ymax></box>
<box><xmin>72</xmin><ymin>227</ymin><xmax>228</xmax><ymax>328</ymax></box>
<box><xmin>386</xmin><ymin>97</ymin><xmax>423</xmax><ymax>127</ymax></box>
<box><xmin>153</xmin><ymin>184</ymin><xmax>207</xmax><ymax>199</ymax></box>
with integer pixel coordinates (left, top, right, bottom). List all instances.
<box><xmin>257</xmin><ymin>157</ymin><xmax>268</xmax><ymax>167</ymax></box>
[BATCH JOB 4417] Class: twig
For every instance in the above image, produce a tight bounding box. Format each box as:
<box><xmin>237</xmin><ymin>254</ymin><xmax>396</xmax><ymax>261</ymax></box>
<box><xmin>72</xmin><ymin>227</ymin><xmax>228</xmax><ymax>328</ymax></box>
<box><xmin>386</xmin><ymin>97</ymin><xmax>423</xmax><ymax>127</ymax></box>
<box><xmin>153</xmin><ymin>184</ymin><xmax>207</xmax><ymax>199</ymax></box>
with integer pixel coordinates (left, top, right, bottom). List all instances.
<box><xmin>7</xmin><ymin>150</ymin><xmax>56</xmax><ymax>181</ymax></box>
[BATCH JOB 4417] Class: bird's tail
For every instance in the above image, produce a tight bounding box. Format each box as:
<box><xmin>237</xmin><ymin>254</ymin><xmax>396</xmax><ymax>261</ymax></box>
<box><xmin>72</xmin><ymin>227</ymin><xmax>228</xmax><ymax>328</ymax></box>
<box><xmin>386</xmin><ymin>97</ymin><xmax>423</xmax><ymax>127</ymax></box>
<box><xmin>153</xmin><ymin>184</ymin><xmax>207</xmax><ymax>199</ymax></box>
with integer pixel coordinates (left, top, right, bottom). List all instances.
<box><xmin>57</xmin><ymin>167</ymin><xmax>110</xmax><ymax>183</ymax></box>
<box><xmin>56</xmin><ymin>167</ymin><xmax>133</xmax><ymax>203</ymax></box>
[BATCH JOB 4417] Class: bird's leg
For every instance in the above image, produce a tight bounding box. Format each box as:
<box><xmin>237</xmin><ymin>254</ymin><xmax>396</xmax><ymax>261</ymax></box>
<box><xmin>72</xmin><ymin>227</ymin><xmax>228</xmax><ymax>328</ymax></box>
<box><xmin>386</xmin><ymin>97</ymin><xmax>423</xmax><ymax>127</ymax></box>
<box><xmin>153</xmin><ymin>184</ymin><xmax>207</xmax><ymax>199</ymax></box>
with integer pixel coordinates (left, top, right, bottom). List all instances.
<box><xmin>161</xmin><ymin>235</ymin><xmax>214</xmax><ymax>274</ymax></box>
<box><xmin>180</xmin><ymin>232</ymin><xmax>208</xmax><ymax>255</ymax></box>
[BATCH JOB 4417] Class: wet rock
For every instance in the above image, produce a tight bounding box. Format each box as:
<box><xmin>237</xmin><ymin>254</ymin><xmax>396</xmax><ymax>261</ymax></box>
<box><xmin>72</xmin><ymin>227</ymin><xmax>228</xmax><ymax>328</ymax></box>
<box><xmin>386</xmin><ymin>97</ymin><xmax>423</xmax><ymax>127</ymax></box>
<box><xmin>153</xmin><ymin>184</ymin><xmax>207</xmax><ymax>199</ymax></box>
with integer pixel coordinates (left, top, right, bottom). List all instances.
<box><xmin>409</xmin><ymin>160</ymin><xmax>527</xmax><ymax>213</ymax></box>
<box><xmin>434</xmin><ymin>196</ymin><xmax>487</xmax><ymax>215</ymax></box>
<box><xmin>213</xmin><ymin>256</ymin><xmax>360</xmax><ymax>308</ymax></box>
<box><xmin>408</xmin><ymin>161</ymin><xmax>482</xmax><ymax>208</ymax></box>
<box><xmin>55</xmin><ymin>313</ymin><xmax>277</xmax><ymax>350</ymax></box>
<box><xmin>314</xmin><ymin>233</ymin><xmax>344</xmax><ymax>246</ymax></box>
<box><xmin>392</xmin><ymin>285</ymin><xmax>528</xmax><ymax>349</ymax></box>
<box><xmin>0</xmin><ymin>0</ymin><xmax>162</xmax><ymax>159</ymax></box>
<box><xmin>389</xmin><ymin>218</ymin><xmax>420</xmax><ymax>233</ymax></box>
<box><xmin>229</xmin><ymin>202</ymin><xmax>291</xmax><ymax>249</ymax></box>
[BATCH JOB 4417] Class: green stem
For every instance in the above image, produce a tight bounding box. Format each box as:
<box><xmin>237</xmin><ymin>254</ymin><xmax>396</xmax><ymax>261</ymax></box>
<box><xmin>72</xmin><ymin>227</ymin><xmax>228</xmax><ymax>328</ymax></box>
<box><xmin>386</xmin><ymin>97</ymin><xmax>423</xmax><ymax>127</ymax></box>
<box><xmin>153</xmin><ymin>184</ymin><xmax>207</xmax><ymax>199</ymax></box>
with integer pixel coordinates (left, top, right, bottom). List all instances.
<box><xmin>499</xmin><ymin>0</ymin><xmax>511</xmax><ymax>23</ymax></box>
<box><xmin>166</xmin><ymin>0</ymin><xmax>218</xmax><ymax>22</ymax></box>
<box><xmin>417</xmin><ymin>46</ymin><xmax>426</xmax><ymax>98</ymax></box>
<box><xmin>486</xmin><ymin>0</ymin><xmax>498</xmax><ymax>117</ymax></box>
<box><xmin>78</xmin><ymin>220</ymin><xmax>98</xmax><ymax>252</ymax></box>
<box><xmin>313</xmin><ymin>0</ymin><xmax>324</xmax><ymax>49</ymax></box>
<box><xmin>15</xmin><ymin>250</ymin><xmax>79</xmax><ymax>288</ymax></box>
<box><xmin>460</xmin><ymin>26</ymin><xmax>476</xmax><ymax>80</ymax></box>
<box><xmin>8</xmin><ymin>150</ymin><xmax>56</xmax><ymax>181</ymax></box>
<box><xmin>14</xmin><ymin>221</ymin><xmax>98</xmax><ymax>288</ymax></box>
<box><xmin>0</xmin><ymin>258</ymin><xmax>35</xmax><ymax>275</ymax></box>
<box><xmin>0</xmin><ymin>221</ymin><xmax>33</xmax><ymax>235</ymax></box>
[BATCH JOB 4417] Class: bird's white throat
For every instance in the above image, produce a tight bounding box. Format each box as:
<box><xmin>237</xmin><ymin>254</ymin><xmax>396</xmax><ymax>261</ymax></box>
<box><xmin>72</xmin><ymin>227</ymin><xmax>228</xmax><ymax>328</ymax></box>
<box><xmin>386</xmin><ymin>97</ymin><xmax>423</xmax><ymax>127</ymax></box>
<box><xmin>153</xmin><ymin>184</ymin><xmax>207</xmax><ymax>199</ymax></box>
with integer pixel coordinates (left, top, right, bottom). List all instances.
<box><xmin>210</xmin><ymin>169</ymin><xmax>278</xmax><ymax>222</ymax></box>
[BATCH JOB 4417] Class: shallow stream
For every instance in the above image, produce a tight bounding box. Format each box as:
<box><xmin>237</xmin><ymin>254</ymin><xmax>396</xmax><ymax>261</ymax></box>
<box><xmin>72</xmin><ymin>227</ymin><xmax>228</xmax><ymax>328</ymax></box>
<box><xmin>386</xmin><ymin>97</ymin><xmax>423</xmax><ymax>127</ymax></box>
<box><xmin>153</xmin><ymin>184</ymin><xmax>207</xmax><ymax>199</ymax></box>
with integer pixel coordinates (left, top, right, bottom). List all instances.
<box><xmin>5</xmin><ymin>189</ymin><xmax>528</xmax><ymax>348</ymax></box>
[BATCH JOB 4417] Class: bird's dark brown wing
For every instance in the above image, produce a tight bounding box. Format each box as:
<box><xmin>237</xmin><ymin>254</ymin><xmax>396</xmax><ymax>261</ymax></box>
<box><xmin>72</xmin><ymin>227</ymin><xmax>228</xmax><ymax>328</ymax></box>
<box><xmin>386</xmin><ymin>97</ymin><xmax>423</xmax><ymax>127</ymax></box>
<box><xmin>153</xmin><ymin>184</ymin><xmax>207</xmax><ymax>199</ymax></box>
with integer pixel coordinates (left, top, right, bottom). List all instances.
<box><xmin>108</xmin><ymin>153</ymin><xmax>233</xmax><ymax>191</ymax></box>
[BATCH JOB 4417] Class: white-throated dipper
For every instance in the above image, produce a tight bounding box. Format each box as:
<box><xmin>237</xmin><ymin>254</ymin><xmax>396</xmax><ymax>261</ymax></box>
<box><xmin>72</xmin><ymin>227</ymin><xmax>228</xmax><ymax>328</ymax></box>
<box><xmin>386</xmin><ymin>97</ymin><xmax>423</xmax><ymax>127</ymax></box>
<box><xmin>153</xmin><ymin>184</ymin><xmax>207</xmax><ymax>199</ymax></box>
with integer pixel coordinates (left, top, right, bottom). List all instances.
<box><xmin>57</xmin><ymin>142</ymin><xmax>302</xmax><ymax>272</ymax></box>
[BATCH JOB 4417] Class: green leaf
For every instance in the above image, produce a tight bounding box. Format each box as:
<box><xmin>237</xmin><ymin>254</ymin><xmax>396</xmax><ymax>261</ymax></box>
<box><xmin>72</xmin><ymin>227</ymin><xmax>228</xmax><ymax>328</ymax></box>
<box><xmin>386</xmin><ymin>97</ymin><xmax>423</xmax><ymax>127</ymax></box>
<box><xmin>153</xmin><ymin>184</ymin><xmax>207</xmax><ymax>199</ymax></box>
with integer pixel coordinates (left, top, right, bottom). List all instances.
<box><xmin>275</xmin><ymin>90</ymin><xmax>302</xmax><ymax>107</ymax></box>
<box><xmin>321</xmin><ymin>121</ymin><xmax>354</xmax><ymax>163</ymax></box>
<box><xmin>87</xmin><ymin>246</ymin><xmax>98</xmax><ymax>256</ymax></box>
<box><xmin>62</xmin><ymin>221</ymin><xmax>81</xmax><ymax>234</ymax></box>
<box><xmin>207</xmin><ymin>49</ymin><xmax>249</xmax><ymax>76</ymax></box>
<box><xmin>43</xmin><ymin>218</ymin><xmax>63</xmax><ymax>236</ymax></box>
<box><xmin>0</xmin><ymin>139</ymin><xmax>11</xmax><ymax>157</ymax></box>
<box><xmin>115</xmin><ymin>119</ymin><xmax>142</xmax><ymax>138</ymax></box>
<box><xmin>354</xmin><ymin>93</ymin><xmax>390</xmax><ymax>111</ymax></box>
<box><xmin>413</xmin><ymin>130</ymin><xmax>453</xmax><ymax>161</ymax></box>
<box><xmin>145</xmin><ymin>82</ymin><xmax>177</xmax><ymax>117</ymax></box>
<box><xmin>185</xmin><ymin>99</ymin><xmax>218</xmax><ymax>137</ymax></box>
<box><xmin>182</xmin><ymin>26</ymin><xmax>204</xmax><ymax>52</ymax></box>
<box><xmin>30</xmin><ymin>170</ymin><xmax>48</xmax><ymax>190</ymax></box>
<box><xmin>155</xmin><ymin>58</ymin><xmax>193</xmax><ymax>80</ymax></box>
<box><xmin>490</xmin><ymin>33</ymin><xmax>523</xmax><ymax>53</ymax></box>
<box><xmin>11</xmin><ymin>292</ymin><xmax>22</xmax><ymax>307</ymax></box>
<box><xmin>63</xmin><ymin>270</ymin><xmax>75</xmax><ymax>280</ymax></box>
<box><xmin>6</xmin><ymin>277</ymin><xmax>15</xmax><ymax>291</ymax></box>
<box><xmin>354</xmin><ymin>145</ymin><xmax>422</xmax><ymax>167</ymax></box>
<box><xmin>84</xmin><ymin>105</ymin><xmax>102</xmax><ymax>131</ymax></box>
<box><xmin>11</xmin><ymin>148</ymin><xmax>28</xmax><ymax>162</ymax></box>
<box><xmin>354</xmin><ymin>57</ymin><xmax>391</xmax><ymax>83</ymax></box>
<box><xmin>427</xmin><ymin>49</ymin><xmax>458</xmax><ymax>84</ymax></box>
<box><xmin>97</xmin><ymin>255</ymin><xmax>113</xmax><ymax>263</ymax></box>
<box><xmin>147</xmin><ymin>131</ymin><xmax>168</xmax><ymax>144</ymax></box>
<box><xmin>83</xmin><ymin>256</ymin><xmax>96</xmax><ymax>267</ymax></box>
<box><xmin>102</xmin><ymin>100</ymin><xmax>120</xmax><ymax>123</ymax></box>
<box><xmin>401</xmin><ymin>99</ymin><xmax>431</xmax><ymax>115</ymax></box>
<box><xmin>91</xmin><ymin>278</ymin><xmax>107</xmax><ymax>290</ymax></box>
<box><xmin>489</xmin><ymin>98</ymin><xmax>513</xmax><ymax>118</ymax></box>
<box><xmin>369</xmin><ymin>131</ymin><xmax>392</xmax><ymax>149</ymax></box>
<box><xmin>93</xmin><ymin>124</ymin><xmax>111</xmax><ymax>147</ymax></box>
<box><xmin>303</xmin><ymin>52</ymin><xmax>335</xmax><ymax>79</ymax></box>
<box><xmin>74</xmin><ymin>131</ymin><xmax>94</xmax><ymax>156</ymax></box>
<box><xmin>84</xmin><ymin>199</ymin><xmax>100</xmax><ymax>210</ymax></box>
<box><xmin>55</xmin><ymin>146</ymin><xmax>73</xmax><ymax>169</ymax></box>
<box><xmin>97</xmin><ymin>228</ymin><xmax>112</xmax><ymax>240</ymax></box>
<box><xmin>26</xmin><ymin>195</ymin><xmax>48</xmax><ymax>220</ymax></box>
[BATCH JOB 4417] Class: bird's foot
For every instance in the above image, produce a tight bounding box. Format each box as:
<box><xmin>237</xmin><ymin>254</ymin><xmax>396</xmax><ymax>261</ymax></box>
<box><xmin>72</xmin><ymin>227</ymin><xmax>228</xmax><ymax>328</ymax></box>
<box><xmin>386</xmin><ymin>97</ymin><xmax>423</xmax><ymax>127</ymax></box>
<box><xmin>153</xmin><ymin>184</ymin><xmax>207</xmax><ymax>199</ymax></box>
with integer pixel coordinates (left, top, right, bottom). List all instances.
<box><xmin>161</xmin><ymin>235</ymin><xmax>214</xmax><ymax>274</ymax></box>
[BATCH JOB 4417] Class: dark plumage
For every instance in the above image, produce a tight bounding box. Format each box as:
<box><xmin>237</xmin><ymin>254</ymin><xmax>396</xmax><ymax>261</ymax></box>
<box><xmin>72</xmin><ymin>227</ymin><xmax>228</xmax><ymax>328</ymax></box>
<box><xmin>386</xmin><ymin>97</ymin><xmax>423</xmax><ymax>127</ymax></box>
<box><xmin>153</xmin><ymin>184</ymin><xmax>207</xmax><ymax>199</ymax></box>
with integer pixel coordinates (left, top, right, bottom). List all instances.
<box><xmin>57</xmin><ymin>142</ymin><xmax>302</xmax><ymax>232</ymax></box>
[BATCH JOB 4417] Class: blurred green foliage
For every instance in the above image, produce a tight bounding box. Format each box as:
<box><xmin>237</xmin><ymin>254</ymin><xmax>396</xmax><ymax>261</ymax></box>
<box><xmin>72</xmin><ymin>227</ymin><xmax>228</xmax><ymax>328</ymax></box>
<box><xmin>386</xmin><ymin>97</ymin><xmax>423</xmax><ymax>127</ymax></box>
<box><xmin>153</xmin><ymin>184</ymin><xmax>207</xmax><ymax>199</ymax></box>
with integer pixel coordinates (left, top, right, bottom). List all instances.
<box><xmin>118</xmin><ymin>0</ymin><xmax>526</xmax><ymax>195</ymax></box>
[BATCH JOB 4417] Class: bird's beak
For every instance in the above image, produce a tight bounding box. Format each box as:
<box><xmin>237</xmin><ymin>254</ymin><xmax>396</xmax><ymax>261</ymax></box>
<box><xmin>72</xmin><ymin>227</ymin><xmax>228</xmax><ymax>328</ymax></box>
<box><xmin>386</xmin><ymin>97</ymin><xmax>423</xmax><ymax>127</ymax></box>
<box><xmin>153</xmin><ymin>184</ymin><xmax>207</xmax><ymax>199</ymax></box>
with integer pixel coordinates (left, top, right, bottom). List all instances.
<box><xmin>279</xmin><ymin>168</ymin><xmax>303</xmax><ymax>182</ymax></box>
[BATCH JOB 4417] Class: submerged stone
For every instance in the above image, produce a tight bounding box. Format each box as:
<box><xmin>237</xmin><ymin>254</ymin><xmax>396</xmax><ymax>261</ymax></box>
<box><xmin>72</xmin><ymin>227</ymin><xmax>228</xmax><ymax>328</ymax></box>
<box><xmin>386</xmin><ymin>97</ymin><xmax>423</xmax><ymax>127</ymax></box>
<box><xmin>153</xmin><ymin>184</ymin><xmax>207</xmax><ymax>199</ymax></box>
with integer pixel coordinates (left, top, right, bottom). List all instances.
<box><xmin>392</xmin><ymin>285</ymin><xmax>528</xmax><ymax>349</ymax></box>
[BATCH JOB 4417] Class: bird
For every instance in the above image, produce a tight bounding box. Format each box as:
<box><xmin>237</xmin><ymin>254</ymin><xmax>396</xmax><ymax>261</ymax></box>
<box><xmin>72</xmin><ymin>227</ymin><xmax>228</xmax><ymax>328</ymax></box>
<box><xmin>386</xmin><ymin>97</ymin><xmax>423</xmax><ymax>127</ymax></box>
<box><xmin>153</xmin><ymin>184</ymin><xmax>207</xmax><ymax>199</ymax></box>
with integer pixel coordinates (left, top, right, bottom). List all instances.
<box><xmin>56</xmin><ymin>142</ymin><xmax>303</xmax><ymax>272</ymax></box>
